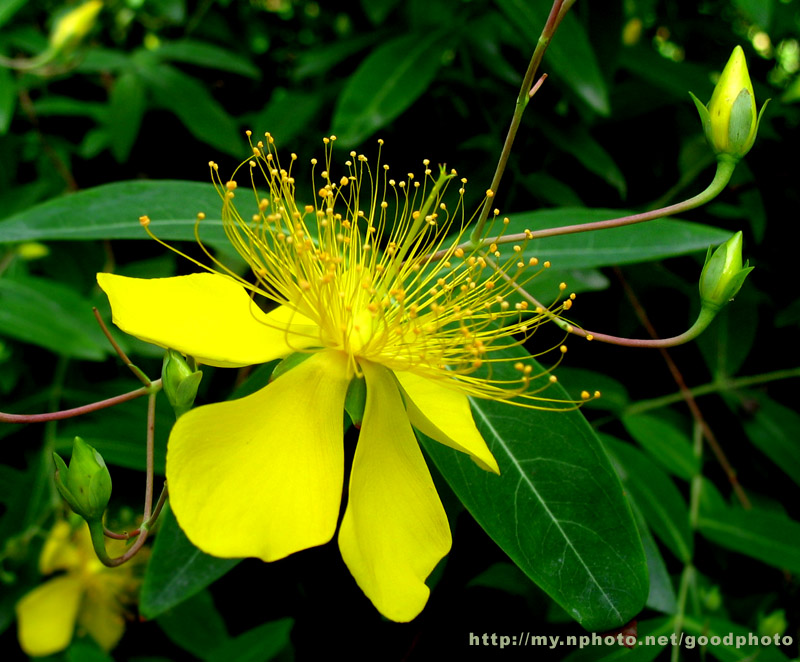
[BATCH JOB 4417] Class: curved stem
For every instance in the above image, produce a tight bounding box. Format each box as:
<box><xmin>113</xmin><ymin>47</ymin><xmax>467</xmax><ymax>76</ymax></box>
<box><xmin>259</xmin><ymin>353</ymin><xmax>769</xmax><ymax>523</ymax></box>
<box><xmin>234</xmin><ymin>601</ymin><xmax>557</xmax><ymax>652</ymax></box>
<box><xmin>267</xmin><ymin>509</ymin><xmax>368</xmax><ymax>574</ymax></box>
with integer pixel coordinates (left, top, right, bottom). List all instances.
<box><xmin>1</xmin><ymin>380</ymin><xmax>161</xmax><ymax>424</ymax></box>
<box><xmin>565</xmin><ymin>307</ymin><xmax>717</xmax><ymax>348</ymax></box>
<box><xmin>489</xmin><ymin>255</ymin><xmax>717</xmax><ymax>349</ymax></box>
<box><xmin>502</xmin><ymin>157</ymin><xmax>736</xmax><ymax>244</ymax></box>
<box><xmin>93</xmin><ymin>308</ymin><xmax>152</xmax><ymax>387</ymax></box>
<box><xmin>431</xmin><ymin>156</ymin><xmax>736</xmax><ymax>264</ymax></box>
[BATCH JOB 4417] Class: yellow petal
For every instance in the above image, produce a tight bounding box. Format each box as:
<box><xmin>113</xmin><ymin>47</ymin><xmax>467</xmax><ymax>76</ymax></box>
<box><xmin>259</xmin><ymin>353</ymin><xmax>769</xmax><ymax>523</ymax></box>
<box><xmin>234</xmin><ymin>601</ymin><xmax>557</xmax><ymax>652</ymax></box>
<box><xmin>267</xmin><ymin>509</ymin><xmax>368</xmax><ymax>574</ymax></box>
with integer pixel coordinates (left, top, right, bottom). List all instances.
<box><xmin>39</xmin><ymin>520</ymin><xmax>81</xmax><ymax>575</ymax></box>
<box><xmin>393</xmin><ymin>370</ymin><xmax>499</xmax><ymax>474</ymax></box>
<box><xmin>168</xmin><ymin>350</ymin><xmax>349</xmax><ymax>561</ymax></box>
<box><xmin>77</xmin><ymin>588</ymin><xmax>125</xmax><ymax>651</ymax></box>
<box><xmin>16</xmin><ymin>575</ymin><xmax>84</xmax><ymax>656</ymax></box>
<box><xmin>97</xmin><ymin>272</ymin><xmax>321</xmax><ymax>367</ymax></box>
<box><xmin>338</xmin><ymin>360</ymin><xmax>451</xmax><ymax>622</ymax></box>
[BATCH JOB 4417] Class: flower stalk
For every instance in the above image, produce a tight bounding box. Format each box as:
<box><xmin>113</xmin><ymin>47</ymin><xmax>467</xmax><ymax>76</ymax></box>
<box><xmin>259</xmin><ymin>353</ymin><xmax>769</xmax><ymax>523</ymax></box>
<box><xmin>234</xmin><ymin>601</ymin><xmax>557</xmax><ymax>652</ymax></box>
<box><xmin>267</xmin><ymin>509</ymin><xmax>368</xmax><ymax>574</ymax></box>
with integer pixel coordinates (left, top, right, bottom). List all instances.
<box><xmin>469</xmin><ymin>0</ymin><xmax>575</xmax><ymax>245</ymax></box>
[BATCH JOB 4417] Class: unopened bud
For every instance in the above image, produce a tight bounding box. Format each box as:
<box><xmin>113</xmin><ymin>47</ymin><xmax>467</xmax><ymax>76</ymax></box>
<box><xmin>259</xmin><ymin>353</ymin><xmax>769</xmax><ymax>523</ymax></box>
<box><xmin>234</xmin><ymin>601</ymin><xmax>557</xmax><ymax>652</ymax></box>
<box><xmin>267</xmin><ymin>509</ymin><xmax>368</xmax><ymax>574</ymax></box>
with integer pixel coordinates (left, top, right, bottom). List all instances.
<box><xmin>53</xmin><ymin>437</ymin><xmax>112</xmax><ymax>522</ymax></box>
<box><xmin>50</xmin><ymin>1</ymin><xmax>103</xmax><ymax>54</ymax></box>
<box><xmin>162</xmin><ymin>349</ymin><xmax>202</xmax><ymax>418</ymax></box>
<box><xmin>699</xmin><ymin>231</ymin><xmax>753</xmax><ymax>312</ymax></box>
<box><xmin>690</xmin><ymin>46</ymin><xmax>769</xmax><ymax>162</ymax></box>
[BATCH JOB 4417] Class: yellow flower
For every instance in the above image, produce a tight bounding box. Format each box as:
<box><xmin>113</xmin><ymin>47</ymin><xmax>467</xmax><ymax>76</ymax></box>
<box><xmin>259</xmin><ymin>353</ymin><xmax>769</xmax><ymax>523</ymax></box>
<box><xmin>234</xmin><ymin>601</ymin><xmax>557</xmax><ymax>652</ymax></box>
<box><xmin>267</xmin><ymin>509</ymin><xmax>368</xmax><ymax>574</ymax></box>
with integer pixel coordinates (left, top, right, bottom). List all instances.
<box><xmin>15</xmin><ymin>519</ymin><xmax>145</xmax><ymax>656</ymax></box>
<box><xmin>97</xmin><ymin>135</ymin><xmax>579</xmax><ymax>622</ymax></box>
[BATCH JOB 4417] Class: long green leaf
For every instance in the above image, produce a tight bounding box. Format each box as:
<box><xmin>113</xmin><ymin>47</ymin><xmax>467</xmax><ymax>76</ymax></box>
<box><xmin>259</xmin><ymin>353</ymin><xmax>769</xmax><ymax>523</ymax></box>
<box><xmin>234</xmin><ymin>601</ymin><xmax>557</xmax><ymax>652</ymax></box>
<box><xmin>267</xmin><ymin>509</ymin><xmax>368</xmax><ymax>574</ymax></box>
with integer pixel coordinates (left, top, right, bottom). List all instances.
<box><xmin>135</xmin><ymin>58</ymin><xmax>243</xmax><ymax>157</ymax></box>
<box><xmin>109</xmin><ymin>71</ymin><xmax>147</xmax><ymax>163</ymax></box>
<box><xmin>140</xmin><ymin>506</ymin><xmax>241</xmax><ymax>618</ymax></box>
<box><xmin>607</xmin><ymin>438</ymin><xmax>693</xmax><ymax>563</ymax></box>
<box><xmin>420</xmin><ymin>351</ymin><xmax>648</xmax><ymax>632</ymax></box>
<box><xmin>154</xmin><ymin>39</ymin><xmax>260</xmax><ymax>79</ymax></box>
<box><xmin>156</xmin><ymin>590</ymin><xmax>231</xmax><ymax>659</ymax></box>
<box><xmin>698</xmin><ymin>507</ymin><xmax>800</xmax><ymax>574</ymax></box>
<box><xmin>0</xmin><ymin>0</ymin><xmax>26</xmax><ymax>30</ymax></box>
<box><xmin>206</xmin><ymin>619</ymin><xmax>293</xmax><ymax>662</ymax></box>
<box><xmin>621</xmin><ymin>414</ymin><xmax>698</xmax><ymax>481</ymax></box>
<box><xmin>0</xmin><ymin>277</ymin><xmax>110</xmax><ymax>360</ymax></box>
<box><xmin>740</xmin><ymin>393</ymin><xmax>800</xmax><ymax>487</ymax></box>
<box><xmin>0</xmin><ymin>63</ymin><xmax>16</xmax><ymax>135</ymax></box>
<box><xmin>331</xmin><ymin>31</ymin><xmax>450</xmax><ymax>147</ymax></box>
<box><xmin>0</xmin><ymin>181</ymin><xmax>224</xmax><ymax>243</ymax></box>
<box><xmin>502</xmin><ymin>209</ymin><xmax>731</xmax><ymax>269</ymax></box>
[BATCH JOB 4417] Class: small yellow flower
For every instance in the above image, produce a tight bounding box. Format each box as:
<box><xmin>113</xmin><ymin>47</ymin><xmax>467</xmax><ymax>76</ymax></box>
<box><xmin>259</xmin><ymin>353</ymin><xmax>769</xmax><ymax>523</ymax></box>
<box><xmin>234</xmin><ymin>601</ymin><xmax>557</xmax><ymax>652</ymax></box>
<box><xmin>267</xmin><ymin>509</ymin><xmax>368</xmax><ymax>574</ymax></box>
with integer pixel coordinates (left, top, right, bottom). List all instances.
<box><xmin>50</xmin><ymin>0</ymin><xmax>103</xmax><ymax>53</ymax></box>
<box><xmin>97</xmin><ymin>136</ymin><xmax>577</xmax><ymax>622</ymax></box>
<box><xmin>15</xmin><ymin>519</ymin><xmax>145</xmax><ymax>656</ymax></box>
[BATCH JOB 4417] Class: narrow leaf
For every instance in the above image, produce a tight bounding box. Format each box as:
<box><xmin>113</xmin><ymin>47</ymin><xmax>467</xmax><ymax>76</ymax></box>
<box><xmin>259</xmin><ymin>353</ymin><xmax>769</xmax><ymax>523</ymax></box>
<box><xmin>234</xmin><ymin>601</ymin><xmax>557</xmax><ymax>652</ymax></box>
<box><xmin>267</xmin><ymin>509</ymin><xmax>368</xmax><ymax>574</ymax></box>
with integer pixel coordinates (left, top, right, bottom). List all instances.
<box><xmin>136</xmin><ymin>58</ymin><xmax>243</xmax><ymax>157</ymax></box>
<box><xmin>0</xmin><ymin>63</ymin><xmax>16</xmax><ymax>135</ymax></box>
<box><xmin>154</xmin><ymin>39</ymin><xmax>260</xmax><ymax>78</ymax></box>
<box><xmin>109</xmin><ymin>71</ymin><xmax>147</xmax><ymax>163</ymax></box>
<box><xmin>250</xmin><ymin>89</ymin><xmax>324</xmax><ymax>145</ymax></box>
<box><xmin>698</xmin><ymin>507</ymin><xmax>800</xmax><ymax>574</ymax></box>
<box><xmin>331</xmin><ymin>31</ymin><xmax>450</xmax><ymax>147</ymax></box>
<box><xmin>740</xmin><ymin>393</ymin><xmax>800</xmax><ymax>487</ymax></box>
<box><xmin>607</xmin><ymin>438</ymin><xmax>693</xmax><ymax>562</ymax></box>
<box><xmin>0</xmin><ymin>180</ymin><xmax>223</xmax><ymax>243</ymax></box>
<box><xmin>140</xmin><ymin>506</ymin><xmax>241</xmax><ymax>618</ymax></box>
<box><xmin>157</xmin><ymin>590</ymin><xmax>230</xmax><ymax>659</ymax></box>
<box><xmin>206</xmin><ymin>619</ymin><xmax>293</xmax><ymax>662</ymax></box>
<box><xmin>621</xmin><ymin>414</ymin><xmax>698</xmax><ymax>480</ymax></box>
<box><xmin>0</xmin><ymin>277</ymin><xmax>109</xmax><ymax>360</ymax></box>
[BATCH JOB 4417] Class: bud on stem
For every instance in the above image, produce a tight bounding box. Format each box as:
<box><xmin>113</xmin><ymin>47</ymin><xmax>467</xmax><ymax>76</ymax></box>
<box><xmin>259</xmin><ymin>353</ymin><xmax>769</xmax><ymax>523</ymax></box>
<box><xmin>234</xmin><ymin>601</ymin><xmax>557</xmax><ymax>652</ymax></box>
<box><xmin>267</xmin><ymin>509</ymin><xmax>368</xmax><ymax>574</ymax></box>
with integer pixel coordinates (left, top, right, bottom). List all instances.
<box><xmin>699</xmin><ymin>231</ymin><xmax>753</xmax><ymax>313</ymax></box>
<box><xmin>162</xmin><ymin>350</ymin><xmax>202</xmax><ymax>418</ymax></box>
<box><xmin>53</xmin><ymin>437</ymin><xmax>112</xmax><ymax>523</ymax></box>
<box><xmin>690</xmin><ymin>46</ymin><xmax>769</xmax><ymax>163</ymax></box>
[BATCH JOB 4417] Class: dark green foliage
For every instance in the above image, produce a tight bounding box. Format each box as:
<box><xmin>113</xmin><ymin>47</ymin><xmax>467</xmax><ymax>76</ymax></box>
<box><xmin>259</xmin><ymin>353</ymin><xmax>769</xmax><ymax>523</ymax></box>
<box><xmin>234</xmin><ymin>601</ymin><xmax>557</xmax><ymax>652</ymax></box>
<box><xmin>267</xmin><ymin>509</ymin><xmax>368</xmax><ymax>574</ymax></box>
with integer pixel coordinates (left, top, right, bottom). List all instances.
<box><xmin>1</xmin><ymin>1</ymin><xmax>798</xmax><ymax>660</ymax></box>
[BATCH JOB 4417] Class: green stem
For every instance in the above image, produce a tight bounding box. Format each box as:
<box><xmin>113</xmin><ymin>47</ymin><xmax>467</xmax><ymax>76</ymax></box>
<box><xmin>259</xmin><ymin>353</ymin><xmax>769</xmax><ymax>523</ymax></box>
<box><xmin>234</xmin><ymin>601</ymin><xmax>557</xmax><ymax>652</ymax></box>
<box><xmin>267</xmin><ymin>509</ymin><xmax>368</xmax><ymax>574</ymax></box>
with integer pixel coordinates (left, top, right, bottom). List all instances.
<box><xmin>671</xmin><ymin>564</ymin><xmax>695</xmax><ymax>662</ymax></box>
<box><xmin>498</xmin><ymin>156</ymin><xmax>734</xmax><ymax>244</ymax></box>
<box><xmin>564</xmin><ymin>306</ymin><xmax>717</xmax><ymax>348</ymax></box>
<box><xmin>429</xmin><ymin>157</ymin><xmax>736</xmax><ymax>264</ymax></box>
<box><xmin>623</xmin><ymin>367</ymin><xmax>800</xmax><ymax>416</ymax></box>
<box><xmin>469</xmin><ymin>0</ymin><xmax>572</xmax><ymax>244</ymax></box>
<box><xmin>671</xmin><ymin>423</ymin><xmax>704</xmax><ymax>662</ymax></box>
<box><xmin>490</xmin><ymin>258</ymin><xmax>718</xmax><ymax>349</ymax></box>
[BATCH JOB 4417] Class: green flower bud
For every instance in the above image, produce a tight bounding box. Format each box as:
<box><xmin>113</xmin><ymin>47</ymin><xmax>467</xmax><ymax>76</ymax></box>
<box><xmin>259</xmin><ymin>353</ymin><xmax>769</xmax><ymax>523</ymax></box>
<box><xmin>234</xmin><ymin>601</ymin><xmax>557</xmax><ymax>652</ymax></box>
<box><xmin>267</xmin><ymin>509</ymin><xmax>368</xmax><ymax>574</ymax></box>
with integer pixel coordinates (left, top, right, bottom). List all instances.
<box><xmin>690</xmin><ymin>46</ymin><xmax>769</xmax><ymax>162</ymax></box>
<box><xmin>162</xmin><ymin>349</ymin><xmax>202</xmax><ymax>418</ymax></box>
<box><xmin>53</xmin><ymin>437</ymin><xmax>112</xmax><ymax>522</ymax></box>
<box><xmin>699</xmin><ymin>231</ymin><xmax>753</xmax><ymax>313</ymax></box>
